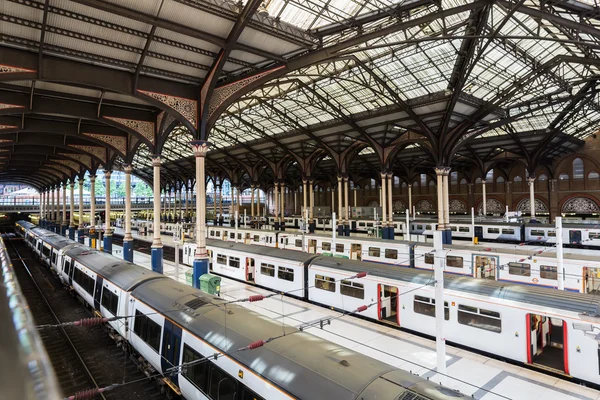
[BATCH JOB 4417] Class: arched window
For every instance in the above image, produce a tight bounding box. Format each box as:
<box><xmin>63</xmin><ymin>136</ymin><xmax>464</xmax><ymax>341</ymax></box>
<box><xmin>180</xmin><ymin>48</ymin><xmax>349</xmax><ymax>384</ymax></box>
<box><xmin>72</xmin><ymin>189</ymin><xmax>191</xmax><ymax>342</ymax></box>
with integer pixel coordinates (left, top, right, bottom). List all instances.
<box><xmin>539</xmin><ymin>174</ymin><xmax>548</xmax><ymax>181</ymax></box>
<box><xmin>371</xmin><ymin>178</ymin><xmax>376</xmax><ymax>188</ymax></box>
<box><xmin>401</xmin><ymin>181</ymin><xmax>407</xmax><ymax>188</ymax></box>
<box><xmin>451</xmin><ymin>171</ymin><xmax>458</xmax><ymax>185</ymax></box>
<box><xmin>420</xmin><ymin>173</ymin><xmax>427</xmax><ymax>186</ymax></box>
<box><xmin>460</xmin><ymin>178</ymin><xmax>467</xmax><ymax>185</ymax></box>
<box><xmin>394</xmin><ymin>176</ymin><xmax>400</xmax><ymax>187</ymax></box>
<box><xmin>413</xmin><ymin>182</ymin><xmax>419</xmax><ymax>188</ymax></box>
<box><xmin>573</xmin><ymin>158</ymin><xmax>584</xmax><ymax>179</ymax></box>
<box><xmin>429</xmin><ymin>180</ymin><xmax>435</xmax><ymax>186</ymax></box>
<box><xmin>475</xmin><ymin>177</ymin><xmax>482</xmax><ymax>184</ymax></box>
<box><xmin>514</xmin><ymin>176</ymin><xmax>522</xmax><ymax>182</ymax></box>
<box><xmin>589</xmin><ymin>171</ymin><xmax>600</xmax><ymax>180</ymax></box>
<box><xmin>559</xmin><ymin>173</ymin><xmax>569</xmax><ymax>181</ymax></box>
<box><xmin>496</xmin><ymin>176</ymin><xmax>505</xmax><ymax>183</ymax></box>
<box><xmin>485</xmin><ymin>169</ymin><xmax>494</xmax><ymax>181</ymax></box>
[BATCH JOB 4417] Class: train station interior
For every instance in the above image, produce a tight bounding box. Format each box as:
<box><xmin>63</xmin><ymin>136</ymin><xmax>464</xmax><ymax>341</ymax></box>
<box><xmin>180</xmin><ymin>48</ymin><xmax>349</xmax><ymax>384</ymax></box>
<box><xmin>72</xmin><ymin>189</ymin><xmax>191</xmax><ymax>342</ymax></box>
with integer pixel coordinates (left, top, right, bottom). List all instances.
<box><xmin>2</xmin><ymin>1</ymin><xmax>600</xmax><ymax>399</ymax></box>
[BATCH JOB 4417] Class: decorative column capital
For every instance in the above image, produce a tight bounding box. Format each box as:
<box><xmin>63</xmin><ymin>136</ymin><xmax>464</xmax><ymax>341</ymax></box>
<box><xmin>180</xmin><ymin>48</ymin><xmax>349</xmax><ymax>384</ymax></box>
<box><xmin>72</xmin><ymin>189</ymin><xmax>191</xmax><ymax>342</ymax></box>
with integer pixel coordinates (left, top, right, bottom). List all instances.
<box><xmin>123</xmin><ymin>164</ymin><xmax>133</xmax><ymax>174</ymax></box>
<box><xmin>528</xmin><ymin>176</ymin><xmax>536</xmax><ymax>184</ymax></box>
<box><xmin>434</xmin><ymin>166</ymin><xmax>447</xmax><ymax>175</ymax></box>
<box><xmin>104</xmin><ymin>170</ymin><xmax>112</xmax><ymax>179</ymax></box>
<box><xmin>481</xmin><ymin>179</ymin><xmax>486</xmax><ymax>185</ymax></box>
<box><xmin>70</xmin><ymin>181</ymin><xmax>75</xmax><ymax>189</ymax></box>
<box><xmin>78</xmin><ymin>178</ymin><xmax>84</xmax><ymax>184</ymax></box>
<box><xmin>151</xmin><ymin>154</ymin><xmax>161</xmax><ymax>166</ymax></box>
<box><xmin>190</xmin><ymin>140</ymin><xmax>210</xmax><ymax>157</ymax></box>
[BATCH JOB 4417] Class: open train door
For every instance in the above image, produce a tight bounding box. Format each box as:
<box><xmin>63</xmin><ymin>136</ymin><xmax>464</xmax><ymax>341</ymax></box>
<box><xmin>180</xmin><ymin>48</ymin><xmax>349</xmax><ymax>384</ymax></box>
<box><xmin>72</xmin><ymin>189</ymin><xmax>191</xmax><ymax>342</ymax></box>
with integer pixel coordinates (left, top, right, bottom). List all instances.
<box><xmin>246</xmin><ymin>258</ymin><xmax>255</xmax><ymax>282</ymax></box>
<box><xmin>526</xmin><ymin>314</ymin><xmax>569</xmax><ymax>375</ymax></box>
<box><xmin>570</xmin><ymin>230</ymin><xmax>582</xmax><ymax>245</ymax></box>
<box><xmin>378</xmin><ymin>284</ymin><xmax>399</xmax><ymax>326</ymax></box>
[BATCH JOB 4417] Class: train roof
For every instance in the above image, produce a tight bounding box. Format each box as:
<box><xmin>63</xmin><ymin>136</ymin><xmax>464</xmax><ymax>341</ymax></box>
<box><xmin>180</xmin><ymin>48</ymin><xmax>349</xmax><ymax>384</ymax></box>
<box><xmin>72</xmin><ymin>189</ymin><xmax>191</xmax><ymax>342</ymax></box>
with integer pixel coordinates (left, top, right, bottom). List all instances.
<box><xmin>132</xmin><ymin>278</ymin><xmax>456</xmax><ymax>400</ymax></box>
<box><xmin>312</xmin><ymin>257</ymin><xmax>600</xmax><ymax>316</ymax></box>
<box><xmin>15</xmin><ymin>220</ymin><xmax>36</xmax><ymax>230</ymax></box>
<box><xmin>65</xmin><ymin>246</ymin><xmax>166</xmax><ymax>291</ymax></box>
<box><xmin>525</xmin><ymin>222</ymin><xmax>600</xmax><ymax>229</ymax></box>
<box><xmin>206</xmin><ymin>238</ymin><xmax>316</xmax><ymax>263</ymax></box>
<box><xmin>31</xmin><ymin>229</ymin><xmax>76</xmax><ymax>250</ymax></box>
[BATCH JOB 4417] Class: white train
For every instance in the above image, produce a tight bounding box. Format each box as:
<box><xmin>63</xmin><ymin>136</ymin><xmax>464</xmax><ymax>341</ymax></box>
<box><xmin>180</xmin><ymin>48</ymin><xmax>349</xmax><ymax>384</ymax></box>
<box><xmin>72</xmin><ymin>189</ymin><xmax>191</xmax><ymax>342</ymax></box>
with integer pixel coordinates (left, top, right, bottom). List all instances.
<box><xmin>184</xmin><ymin>238</ymin><xmax>600</xmax><ymax>385</ymax></box>
<box><xmin>16</xmin><ymin>221</ymin><xmax>465</xmax><ymax>400</ymax></box>
<box><xmin>186</xmin><ymin>226</ymin><xmax>600</xmax><ymax>293</ymax></box>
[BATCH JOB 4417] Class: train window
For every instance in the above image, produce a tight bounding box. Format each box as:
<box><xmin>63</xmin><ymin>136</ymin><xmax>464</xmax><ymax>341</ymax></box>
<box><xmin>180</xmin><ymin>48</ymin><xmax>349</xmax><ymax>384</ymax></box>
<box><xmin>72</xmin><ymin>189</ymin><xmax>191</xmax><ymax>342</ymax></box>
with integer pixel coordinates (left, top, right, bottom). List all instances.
<box><xmin>336</xmin><ymin>243</ymin><xmax>344</xmax><ymax>253</ymax></box>
<box><xmin>73</xmin><ymin>268</ymin><xmax>94</xmax><ymax>295</ymax></box>
<box><xmin>450</xmin><ymin>226</ymin><xmax>457</xmax><ymax>232</ymax></box>
<box><xmin>322</xmin><ymin>242</ymin><xmax>331</xmax><ymax>251</ymax></box>
<box><xmin>368</xmin><ymin>247</ymin><xmax>380</xmax><ymax>257</ymax></box>
<box><xmin>425</xmin><ymin>253</ymin><xmax>434</xmax><ymax>264</ymax></box>
<box><xmin>508</xmin><ymin>262</ymin><xmax>531</xmax><ymax>277</ymax></box>
<box><xmin>540</xmin><ymin>265</ymin><xmax>558</xmax><ymax>280</ymax></box>
<box><xmin>229</xmin><ymin>257</ymin><xmax>240</xmax><ymax>269</ymax></box>
<box><xmin>182</xmin><ymin>344</ymin><xmax>208</xmax><ymax>392</ymax></box>
<box><xmin>315</xmin><ymin>274</ymin><xmax>336</xmax><ymax>292</ymax></box>
<box><xmin>385</xmin><ymin>249</ymin><xmax>398</xmax><ymax>260</ymax></box>
<box><xmin>458</xmin><ymin>305</ymin><xmax>501</xmax><ymax>333</ymax></box>
<box><xmin>133</xmin><ymin>310</ymin><xmax>161</xmax><ymax>352</ymax></box>
<box><xmin>278</xmin><ymin>267</ymin><xmax>294</xmax><ymax>281</ymax></box>
<box><xmin>426</xmin><ymin>225</ymin><xmax>432</xmax><ymax>230</ymax></box>
<box><xmin>488</xmin><ymin>228</ymin><xmax>500</xmax><ymax>234</ymax></box>
<box><xmin>64</xmin><ymin>260</ymin><xmax>72</xmax><ymax>277</ymax></box>
<box><xmin>547</xmin><ymin>230</ymin><xmax>556</xmax><ymax>237</ymax></box>
<box><xmin>101</xmin><ymin>287</ymin><xmax>119</xmax><ymax>315</ymax></box>
<box><xmin>590</xmin><ymin>233</ymin><xmax>600</xmax><ymax>240</ymax></box>
<box><xmin>366</xmin><ymin>222</ymin><xmax>373</xmax><ymax>227</ymax></box>
<box><xmin>43</xmin><ymin>246</ymin><xmax>51</xmax><ymax>257</ymax></box>
<box><xmin>502</xmin><ymin>229</ymin><xmax>514</xmax><ymax>235</ymax></box>
<box><xmin>260</xmin><ymin>263</ymin><xmax>275</xmax><ymax>277</ymax></box>
<box><xmin>52</xmin><ymin>252</ymin><xmax>57</xmax><ymax>265</ymax></box>
<box><xmin>217</xmin><ymin>254</ymin><xmax>227</xmax><ymax>265</ymax></box>
<box><xmin>295</xmin><ymin>239</ymin><xmax>303</xmax><ymax>247</ymax></box>
<box><xmin>253</xmin><ymin>235</ymin><xmax>260</xmax><ymax>242</ymax></box>
<box><xmin>229</xmin><ymin>233</ymin><xmax>235</xmax><ymax>239</ymax></box>
<box><xmin>340</xmin><ymin>280</ymin><xmax>364</xmax><ymax>299</ymax></box>
<box><xmin>413</xmin><ymin>295</ymin><xmax>449</xmax><ymax>320</ymax></box>
<box><xmin>531</xmin><ymin>230</ymin><xmax>545</xmax><ymax>237</ymax></box>
<box><xmin>446</xmin><ymin>256</ymin><xmax>463</xmax><ymax>268</ymax></box>
<box><xmin>459</xmin><ymin>227</ymin><xmax>470</xmax><ymax>233</ymax></box>
<box><xmin>208</xmin><ymin>363</ymin><xmax>237</xmax><ymax>400</ymax></box>
<box><xmin>209</xmin><ymin>230</ymin><xmax>214</xmax><ymax>236</ymax></box>
<box><xmin>238</xmin><ymin>234</ymin><xmax>242</xmax><ymax>240</ymax></box>
<box><xmin>416</xmin><ymin>225</ymin><xmax>423</xmax><ymax>230</ymax></box>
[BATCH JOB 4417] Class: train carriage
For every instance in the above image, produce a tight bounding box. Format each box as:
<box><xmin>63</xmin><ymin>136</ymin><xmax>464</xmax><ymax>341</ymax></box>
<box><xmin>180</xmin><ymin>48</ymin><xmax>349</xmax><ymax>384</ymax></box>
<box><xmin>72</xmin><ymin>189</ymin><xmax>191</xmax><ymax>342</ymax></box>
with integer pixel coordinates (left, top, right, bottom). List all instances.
<box><xmin>308</xmin><ymin>256</ymin><xmax>600</xmax><ymax>382</ymax></box>
<box><xmin>525</xmin><ymin>222</ymin><xmax>600</xmax><ymax>247</ymax></box>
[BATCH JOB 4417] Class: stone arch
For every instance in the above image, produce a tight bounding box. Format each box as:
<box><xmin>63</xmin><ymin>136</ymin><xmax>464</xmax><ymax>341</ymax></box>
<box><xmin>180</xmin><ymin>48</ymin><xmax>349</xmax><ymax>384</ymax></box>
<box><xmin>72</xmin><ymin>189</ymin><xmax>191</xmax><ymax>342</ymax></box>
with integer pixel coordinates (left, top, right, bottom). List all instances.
<box><xmin>515</xmin><ymin>197</ymin><xmax>549</xmax><ymax>213</ymax></box>
<box><xmin>449</xmin><ymin>197</ymin><xmax>468</xmax><ymax>212</ymax></box>
<box><xmin>560</xmin><ymin>195</ymin><xmax>600</xmax><ymax>214</ymax></box>
<box><xmin>415</xmin><ymin>198</ymin><xmax>435</xmax><ymax>212</ymax></box>
<box><xmin>476</xmin><ymin>197</ymin><xmax>504</xmax><ymax>214</ymax></box>
<box><xmin>392</xmin><ymin>199</ymin><xmax>406</xmax><ymax>212</ymax></box>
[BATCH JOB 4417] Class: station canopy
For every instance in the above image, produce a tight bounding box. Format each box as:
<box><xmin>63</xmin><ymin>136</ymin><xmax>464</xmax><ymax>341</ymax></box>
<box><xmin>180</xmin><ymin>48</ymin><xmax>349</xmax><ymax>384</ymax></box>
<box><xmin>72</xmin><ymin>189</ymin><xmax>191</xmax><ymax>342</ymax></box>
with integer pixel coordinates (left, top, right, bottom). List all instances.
<box><xmin>0</xmin><ymin>0</ymin><xmax>598</xmax><ymax>190</ymax></box>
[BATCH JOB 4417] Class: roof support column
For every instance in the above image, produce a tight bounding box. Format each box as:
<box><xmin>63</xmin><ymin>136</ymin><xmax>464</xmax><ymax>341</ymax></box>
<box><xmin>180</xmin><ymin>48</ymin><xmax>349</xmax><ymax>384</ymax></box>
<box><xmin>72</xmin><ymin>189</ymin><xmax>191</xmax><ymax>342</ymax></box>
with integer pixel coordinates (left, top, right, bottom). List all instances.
<box><xmin>212</xmin><ymin>184</ymin><xmax>217</xmax><ymax>225</ymax></box>
<box><xmin>39</xmin><ymin>190</ymin><xmax>43</xmax><ymax>226</ymax></box>
<box><xmin>50</xmin><ymin>186</ymin><xmax>56</xmax><ymax>230</ymax></box>
<box><xmin>482</xmin><ymin>180</ymin><xmax>487</xmax><ymax>217</ymax></box>
<box><xmin>344</xmin><ymin>177</ymin><xmax>349</xmax><ymax>236</ymax></box>
<box><xmin>281</xmin><ymin>183</ymin><xmax>285</xmax><ymax>231</ymax></box>
<box><xmin>528</xmin><ymin>177</ymin><xmax>536</xmax><ymax>222</ymax></box>
<box><xmin>442</xmin><ymin>168</ymin><xmax>451</xmax><ymax>244</ymax></box>
<box><xmin>104</xmin><ymin>171</ymin><xmax>112</xmax><ymax>254</ymax></box>
<box><xmin>191</xmin><ymin>141</ymin><xmax>209</xmax><ymax>289</ymax></box>
<box><xmin>123</xmin><ymin>165</ymin><xmax>133</xmax><ymax>262</ymax></box>
<box><xmin>274</xmin><ymin>182</ymin><xmax>279</xmax><ymax>230</ymax></box>
<box><xmin>435</xmin><ymin>168</ymin><xmax>444</xmax><ymax>232</ymax></box>
<box><xmin>186</xmin><ymin>187</ymin><xmax>190</xmax><ymax>223</ymax></box>
<box><xmin>179</xmin><ymin>188</ymin><xmax>183</xmax><ymax>222</ymax></box>
<box><xmin>250</xmin><ymin>185</ymin><xmax>255</xmax><ymax>220</ymax></box>
<box><xmin>381</xmin><ymin>173</ymin><xmax>388</xmax><ymax>239</ymax></box>
<box><xmin>61</xmin><ymin>184</ymin><xmax>67</xmax><ymax>236</ymax></box>
<box><xmin>337</xmin><ymin>176</ymin><xmax>343</xmax><ymax>236</ymax></box>
<box><xmin>78</xmin><ymin>178</ymin><xmax>84</xmax><ymax>244</ymax></box>
<box><xmin>151</xmin><ymin>155</ymin><xmax>163</xmax><ymax>274</ymax></box>
<box><xmin>408</xmin><ymin>184</ymin><xmax>412</xmax><ymax>218</ymax></box>
<box><xmin>89</xmin><ymin>175</ymin><xmax>96</xmax><ymax>230</ymax></box>
<box><xmin>309</xmin><ymin>180</ymin><xmax>315</xmax><ymax>233</ymax></box>
<box><xmin>56</xmin><ymin>185</ymin><xmax>62</xmax><ymax>228</ymax></box>
<box><xmin>218</xmin><ymin>185</ymin><xmax>223</xmax><ymax>226</ymax></box>
<box><xmin>69</xmin><ymin>181</ymin><xmax>75</xmax><ymax>240</ymax></box>
<box><xmin>388</xmin><ymin>174</ymin><xmax>394</xmax><ymax>240</ymax></box>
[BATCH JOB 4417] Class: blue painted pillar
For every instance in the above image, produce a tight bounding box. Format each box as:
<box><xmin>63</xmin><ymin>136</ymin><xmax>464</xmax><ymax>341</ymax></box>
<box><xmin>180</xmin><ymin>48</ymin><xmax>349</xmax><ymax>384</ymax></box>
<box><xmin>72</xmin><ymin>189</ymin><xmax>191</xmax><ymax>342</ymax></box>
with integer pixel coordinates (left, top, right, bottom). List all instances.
<box><xmin>191</xmin><ymin>140</ymin><xmax>210</xmax><ymax>289</ymax></box>
<box><xmin>123</xmin><ymin>164</ymin><xmax>134</xmax><ymax>262</ymax></box>
<box><xmin>103</xmin><ymin>234</ymin><xmax>112</xmax><ymax>254</ymax></box>
<box><xmin>151</xmin><ymin>155</ymin><xmax>163</xmax><ymax>274</ymax></box>
<box><xmin>193</xmin><ymin>258</ymin><xmax>209</xmax><ymax>289</ymax></box>
<box><xmin>388</xmin><ymin>227</ymin><xmax>395</xmax><ymax>240</ymax></box>
<box><xmin>61</xmin><ymin>225</ymin><xmax>68</xmax><ymax>236</ymax></box>
<box><xmin>77</xmin><ymin>228</ymin><xmax>84</xmax><ymax>244</ymax></box>
<box><xmin>123</xmin><ymin>240</ymin><xmax>134</xmax><ymax>262</ymax></box>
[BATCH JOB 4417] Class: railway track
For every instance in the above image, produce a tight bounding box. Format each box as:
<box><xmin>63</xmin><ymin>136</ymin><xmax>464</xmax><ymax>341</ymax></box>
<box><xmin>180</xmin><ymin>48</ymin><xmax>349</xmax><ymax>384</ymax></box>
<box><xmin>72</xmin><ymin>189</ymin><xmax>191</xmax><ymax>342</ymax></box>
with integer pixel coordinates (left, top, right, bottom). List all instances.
<box><xmin>5</xmin><ymin>234</ymin><xmax>164</xmax><ymax>400</ymax></box>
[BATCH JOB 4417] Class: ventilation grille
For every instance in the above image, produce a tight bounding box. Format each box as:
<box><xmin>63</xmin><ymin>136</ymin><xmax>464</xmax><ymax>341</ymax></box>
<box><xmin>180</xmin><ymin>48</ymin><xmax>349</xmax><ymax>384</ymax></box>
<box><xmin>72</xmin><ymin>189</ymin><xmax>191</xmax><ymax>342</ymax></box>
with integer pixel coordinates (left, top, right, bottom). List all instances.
<box><xmin>185</xmin><ymin>297</ymin><xmax>209</xmax><ymax>310</ymax></box>
<box><xmin>397</xmin><ymin>392</ymin><xmax>427</xmax><ymax>400</ymax></box>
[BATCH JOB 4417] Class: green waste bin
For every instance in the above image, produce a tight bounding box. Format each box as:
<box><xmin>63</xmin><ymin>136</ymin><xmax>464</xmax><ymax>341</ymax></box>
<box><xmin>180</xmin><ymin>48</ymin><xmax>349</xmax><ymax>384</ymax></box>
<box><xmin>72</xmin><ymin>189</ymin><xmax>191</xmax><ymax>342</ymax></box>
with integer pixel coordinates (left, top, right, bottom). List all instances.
<box><xmin>185</xmin><ymin>271</ymin><xmax>193</xmax><ymax>286</ymax></box>
<box><xmin>200</xmin><ymin>274</ymin><xmax>221</xmax><ymax>296</ymax></box>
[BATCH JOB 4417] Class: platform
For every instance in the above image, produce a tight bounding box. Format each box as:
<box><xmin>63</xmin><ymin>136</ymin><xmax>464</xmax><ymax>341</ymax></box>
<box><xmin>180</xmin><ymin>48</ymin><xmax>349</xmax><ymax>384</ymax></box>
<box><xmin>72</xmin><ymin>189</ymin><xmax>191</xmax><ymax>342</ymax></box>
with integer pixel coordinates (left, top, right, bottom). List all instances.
<box><xmin>109</xmin><ymin>244</ymin><xmax>600</xmax><ymax>400</ymax></box>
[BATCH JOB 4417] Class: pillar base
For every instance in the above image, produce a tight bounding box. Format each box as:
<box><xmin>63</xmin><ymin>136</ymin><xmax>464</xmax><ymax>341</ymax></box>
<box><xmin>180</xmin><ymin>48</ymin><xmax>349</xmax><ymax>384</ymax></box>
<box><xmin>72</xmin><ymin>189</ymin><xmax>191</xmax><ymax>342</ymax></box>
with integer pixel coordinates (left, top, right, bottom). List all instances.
<box><xmin>213</xmin><ymin>218</ymin><xmax>218</xmax><ymax>226</ymax></box>
<box><xmin>309</xmin><ymin>221</ymin><xmax>316</xmax><ymax>234</ymax></box>
<box><xmin>192</xmin><ymin>257</ymin><xmax>209</xmax><ymax>289</ymax></box>
<box><xmin>77</xmin><ymin>229</ymin><xmax>84</xmax><ymax>244</ymax></box>
<box><xmin>444</xmin><ymin>229</ymin><xmax>453</xmax><ymax>245</ymax></box>
<box><xmin>344</xmin><ymin>225</ymin><xmax>350</xmax><ymax>236</ymax></box>
<box><xmin>103</xmin><ymin>234</ymin><xmax>113</xmax><ymax>254</ymax></box>
<box><xmin>337</xmin><ymin>224</ymin><xmax>344</xmax><ymax>236</ymax></box>
<box><xmin>123</xmin><ymin>240</ymin><xmax>134</xmax><ymax>262</ymax></box>
<box><xmin>219</xmin><ymin>217</ymin><xmax>224</xmax><ymax>226</ymax></box>
<box><xmin>68</xmin><ymin>227</ymin><xmax>75</xmax><ymax>240</ymax></box>
<box><xmin>388</xmin><ymin>227</ymin><xmax>395</xmax><ymax>240</ymax></box>
<box><xmin>274</xmin><ymin>221</ymin><xmax>280</xmax><ymax>230</ymax></box>
<box><xmin>61</xmin><ymin>225</ymin><xmax>68</xmax><ymax>236</ymax></box>
<box><xmin>151</xmin><ymin>247</ymin><xmax>163</xmax><ymax>274</ymax></box>
<box><xmin>281</xmin><ymin>222</ymin><xmax>285</xmax><ymax>231</ymax></box>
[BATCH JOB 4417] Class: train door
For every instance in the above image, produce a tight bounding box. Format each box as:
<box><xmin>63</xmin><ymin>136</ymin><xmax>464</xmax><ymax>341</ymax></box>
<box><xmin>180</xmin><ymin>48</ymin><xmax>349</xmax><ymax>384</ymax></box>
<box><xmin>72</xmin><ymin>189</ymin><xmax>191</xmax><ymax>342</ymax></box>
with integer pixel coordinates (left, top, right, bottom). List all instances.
<box><xmin>474</xmin><ymin>226</ymin><xmax>484</xmax><ymax>241</ymax></box>
<box><xmin>378</xmin><ymin>284</ymin><xmax>399</xmax><ymax>326</ymax></box>
<box><xmin>93</xmin><ymin>276</ymin><xmax>104</xmax><ymax>311</ymax></box>
<box><xmin>569</xmin><ymin>230</ymin><xmax>582</xmax><ymax>245</ymax></box>
<box><xmin>351</xmin><ymin>243</ymin><xmax>362</xmax><ymax>261</ymax></box>
<box><xmin>308</xmin><ymin>239</ymin><xmax>317</xmax><ymax>254</ymax></box>
<box><xmin>526</xmin><ymin>314</ymin><xmax>568</xmax><ymax>374</ymax></box>
<box><xmin>351</xmin><ymin>220</ymin><xmax>357</xmax><ymax>231</ymax></box>
<box><xmin>246</xmin><ymin>258</ymin><xmax>255</xmax><ymax>282</ymax></box>
<box><xmin>161</xmin><ymin>319</ymin><xmax>183</xmax><ymax>386</ymax></box>
<box><xmin>472</xmin><ymin>254</ymin><xmax>498</xmax><ymax>279</ymax></box>
<box><xmin>584</xmin><ymin>267</ymin><xmax>600</xmax><ymax>294</ymax></box>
